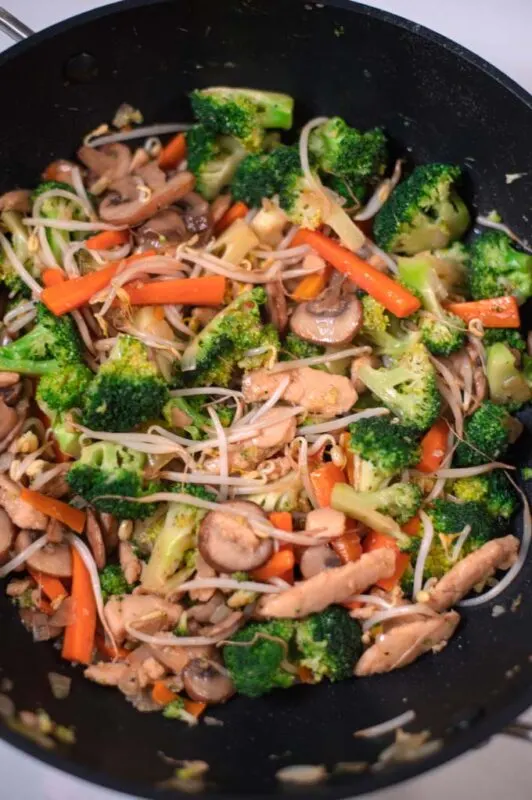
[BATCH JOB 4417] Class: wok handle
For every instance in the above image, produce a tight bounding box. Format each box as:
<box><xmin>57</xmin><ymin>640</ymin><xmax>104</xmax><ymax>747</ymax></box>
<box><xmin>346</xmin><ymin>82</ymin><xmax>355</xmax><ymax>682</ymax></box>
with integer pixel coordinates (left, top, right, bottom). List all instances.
<box><xmin>0</xmin><ymin>7</ymin><xmax>33</xmax><ymax>42</ymax></box>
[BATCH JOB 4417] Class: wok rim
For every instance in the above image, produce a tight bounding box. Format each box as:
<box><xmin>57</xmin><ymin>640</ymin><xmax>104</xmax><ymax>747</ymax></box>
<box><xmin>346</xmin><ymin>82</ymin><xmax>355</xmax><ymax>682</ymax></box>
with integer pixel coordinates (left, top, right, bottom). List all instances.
<box><xmin>0</xmin><ymin>0</ymin><xmax>531</xmax><ymax>797</ymax></box>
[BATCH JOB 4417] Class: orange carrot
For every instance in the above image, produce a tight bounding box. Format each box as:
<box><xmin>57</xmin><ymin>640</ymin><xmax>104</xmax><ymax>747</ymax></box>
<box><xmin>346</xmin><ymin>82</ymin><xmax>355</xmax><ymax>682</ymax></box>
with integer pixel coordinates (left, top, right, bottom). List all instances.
<box><xmin>41</xmin><ymin>262</ymin><xmax>120</xmax><ymax>316</ymax></box>
<box><xmin>297</xmin><ymin>665</ymin><xmax>316</xmax><ymax>684</ymax></box>
<box><xmin>310</xmin><ymin>462</ymin><xmax>347</xmax><ymax>508</ymax></box>
<box><xmin>214</xmin><ymin>201</ymin><xmax>250</xmax><ymax>235</ymax></box>
<box><xmin>268</xmin><ymin>512</ymin><xmax>294</xmax><ymax>583</ymax></box>
<box><xmin>38</xmin><ymin>598</ymin><xmax>54</xmax><ymax>615</ymax></box>
<box><xmin>158</xmin><ymin>133</ymin><xmax>187</xmax><ymax>171</ymax></box>
<box><xmin>85</xmin><ymin>229</ymin><xmax>130</xmax><ymax>251</ymax></box>
<box><xmin>28</xmin><ymin>569</ymin><xmax>67</xmax><ymax>603</ymax></box>
<box><xmin>363</xmin><ymin>530</ymin><xmax>409</xmax><ymax>591</ymax></box>
<box><xmin>416</xmin><ymin>419</ymin><xmax>449</xmax><ymax>474</ymax></box>
<box><xmin>42</xmin><ymin>268</ymin><xmax>66</xmax><ymax>288</ymax></box>
<box><xmin>152</xmin><ymin>681</ymin><xmax>179</xmax><ymax>706</ymax></box>
<box><xmin>183</xmin><ymin>699</ymin><xmax>207</xmax><ymax>718</ymax></box>
<box><xmin>250</xmin><ymin>549</ymin><xmax>296</xmax><ymax>582</ymax></box>
<box><xmin>339</xmin><ymin>432</ymin><xmax>355</xmax><ymax>486</ymax></box>
<box><xmin>95</xmin><ymin>634</ymin><xmax>130</xmax><ymax>661</ymax></box>
<box><xmin>123</xmin><ymin>275</ymin><xmax>226</xmax><ymax>307</ymax></box>
<box><xmin>292</xmin><ymin>266</ymin><xmax>332</xmax><ymax>302</ymax></box>
<box><xmin>62</xmin><ymin>546</ymin><xmax>96</xmax><ymax>665</ymax></box>
<box><xmin>20</xmin><ymin>488</ymin><xmax>86</xmax><ymax>533</ymax></box>
<box><xmin>332</xmin><ymin>530</ymin><xmax>363</xmax><ymax>564</ymax></box>
<box><xmin>446</xmin><ymin>296</ymin><xmax>520</xmax><ymax>328</ymax></box>
<box><xmin>292</xmin><ymin>229</ymin><xmax>421</xmax><ymax>318</ymax></box>
<box><xmin>402</xmin><ymin>515</ymin><xmax>421</xmax><ymax>536</ymax></box>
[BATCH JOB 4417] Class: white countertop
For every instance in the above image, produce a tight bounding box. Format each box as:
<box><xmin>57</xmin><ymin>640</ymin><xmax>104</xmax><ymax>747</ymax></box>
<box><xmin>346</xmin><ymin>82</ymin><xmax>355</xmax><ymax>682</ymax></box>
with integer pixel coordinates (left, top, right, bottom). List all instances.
<box><xmin>0</xmin><ymin>0</ymin><xmax>531</xmax><ymax>797</ymax></box>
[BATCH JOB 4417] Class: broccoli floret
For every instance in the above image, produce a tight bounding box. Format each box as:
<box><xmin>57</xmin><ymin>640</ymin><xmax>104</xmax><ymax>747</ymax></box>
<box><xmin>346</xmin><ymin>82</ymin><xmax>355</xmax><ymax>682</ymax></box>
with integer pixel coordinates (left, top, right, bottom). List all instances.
<box><xmin>67</xmin><ymin>441</ymin><xmax>160</xmax><ymax>520</ymax></box>
<box><xmin>190</xmin><ymin>87</ymin><xmax>294</xmax><ymax>150</ymax></box>
<box><xmin>325</xmin><ymin>174</ymin><xmax>367</xmax><ymax>207</ymax></box>
<box><xmin>280</xmin><ymin>332</ymin><xmax>325</xmax><ymax>361</ymax></box>
<box><xmin>82</xmin><ymin>335</ymin><xmax>168</xmax><ymax>432</ymax></box>
<box><xmin>231</xmin><ymin>152</ymin><xmax>282</xmax><ymax>208</ymax></box>
<box><xmin>308</xmin><ymin>117</ymin><xmax>387</xmax><ymax>190</ymax></box>
<box><xmin>223</xmin><ymin>619</ymin><xmax>296</xmax><ymax>698</ymax></box>
<box><xmin>32</xmin><ymin>180</ymin><xmax>88</xmax><ymax>260</ymax></box>
<box><xmin>348</xmin><ymin>416</ymin><xmax>421</xmax><ymax>492</ymax></box>
<box><xmin>237</xmin><ymin>323</ymin><xmax>280</xmax><ymax>371</ymax></box>
<box><xmin>36</xmin><ymin>362</ymin><xmax>93</xmax><ymax>416</ymax></box>
<box><xmin>358</xmin><ymin>342</ymin><xmax>441</xmax><ymax>431</ymax></box>
<box><xmin>373</xmin><ymin>164</ymin><xmax>470</xmax><ymax>255</ymax></box>
<box><xmin>179</xmin><ymin>288</ymin><xmax>274</xmax><ymax>387</ymax></box>
<box><xmin>51</xmin><ymin>412</ymin><xmax>82</xmax><ymax>458</ymax></box>
<box><xmin>360</xmin><ymin>295</ymin><xmax>419</xmax><ymax>357</ymax></box>
<box><xmin>186</xmin><ymin>125</ymin><xmax>247</xmax><ymax>200</ymax></box>
<box><xmin>398</xmin><ymin>253</ymin><xmax>466</xmax><ymax>356</ymax></box>
<box><xmin>483</xmin><ymin>329</ymin><xmax>526</xmax><ymax>351</ymax></box>
<box><xmin>335</xmin><ymin>482</ymin><xmax>422</xmax><ymax>525</ymax></box>
<box><xmin>429</xmin><ymin>498</ymin><xmax>503</xmax><ymax>541</ymax></box>
<box><xmin>469</xmin><ymin>230</ymin><xmax>532</xmax><ymax>305</ymax></box>
<box><xmin>452</xmin><ymin>470</ymin><xmax>518</xmax><ymax>520</ymax></box>
<box><xmin>99</xmin><ymin>563</ymin><xmax>131</xmax><ymax>601</ymax></box>
<box><xmin>295</xmin><ymin>606</ymin><xmax>363</xmax><ymax>682</ymax></box>
<box><xmin>454</xmin><ymin>401</ymin><xmax>513</xmax><ymax>467</ymax></box>
<box><xmin>0</xmin><ymin>303</ymin><xmax>83</xmax><ymax>376</ymax></box>
<box><xmin>486</xmin><ymin>342</ymin><xmax>531</xmax><ymax>410</ymax></box>
<box><xmin>0</xmin><ymin>210</ymin><xmax>34</xmax><ymax>297</ymax></box>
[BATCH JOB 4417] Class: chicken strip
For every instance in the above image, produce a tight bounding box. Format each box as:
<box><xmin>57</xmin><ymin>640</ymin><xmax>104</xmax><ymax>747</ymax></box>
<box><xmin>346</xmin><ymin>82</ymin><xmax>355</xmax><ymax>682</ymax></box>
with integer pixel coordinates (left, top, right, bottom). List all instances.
<box><xmin>355</xmin><ymin>610</ymin><xmax>460</xmax><ymax>676</ymax></box>
<box><xmin>305</xmin><ymin>507</ymin><xmax>346</xmax><ymax>538</ymax></box>
<box><xmin>242</xmin><ymin>367</ymin><xmax>357</xmax><ymax>419</ymax></box>
<box><xmin>0</xmin><ymin>474</ymin><xmax>47</xmax><ymax>530</ymax></box>
<box><xmin>257</xmin><ymin>548</ymin><xmax>395</xmax><ymax>619</ymax></box>
<box><xmin>104</xmin><ymin>594</ymin><xmax>182</xmax><ymax>645</ymax></box>
<box><xmin>428</xmin><ymin>535</ymin><xmax>519</xmax><ymax>612</ymax></box>
<box><xmin>85</xmin><ymin>662</ymin><xmax>129</xmax><ymax>686</ymax></box>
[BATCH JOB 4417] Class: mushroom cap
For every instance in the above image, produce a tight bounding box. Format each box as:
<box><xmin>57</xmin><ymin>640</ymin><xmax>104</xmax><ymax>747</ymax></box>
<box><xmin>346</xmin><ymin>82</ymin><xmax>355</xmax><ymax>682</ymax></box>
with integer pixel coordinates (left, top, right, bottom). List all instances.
<box><xmin>183</xmin><ymin>658</ymin><xmax>235</xmax><ymax>704</ymax></box>
<box><xmin>16</xmin><ymin>530</ymin><xmax>72</xmax><ymax>578</ymax></box>
<box><xmin>300</xmin><ymin>544</ymin><xmax>342</xmax><ymax>579</ymax></box>
<box><xmin>198</xmin><ymin>501</ymin><xmax>273</xmax><ymax>573</ymax></box>
<box><xmin>290</xmin><ymin>290</ymin><xmax>362</xmax><ymax>345</ymax></box>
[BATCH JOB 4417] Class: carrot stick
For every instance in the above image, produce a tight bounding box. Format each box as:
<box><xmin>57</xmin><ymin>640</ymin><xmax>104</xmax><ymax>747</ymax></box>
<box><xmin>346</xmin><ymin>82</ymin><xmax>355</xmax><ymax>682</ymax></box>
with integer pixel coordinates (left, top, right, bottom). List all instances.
<box><xmin>292</xmin><ymin>229</ymin><xmax>421</xmax><ymax>318</ymax></box>
<box><xmin>152</xmin><ymin>681</ymin><xmax>179</xmax><ymax>706</ymax></box>
<box><xmin>332</xmin><ymin>530</ymin><xmax>363</xmax><ymax>564</ymax></box>
<box><xmin>214</xmin><ymin>201</ymin><xmax>250</xmax><ymax>235</ymax></box>
<box><xmin>292</xmin><ymin>266</ymin><xmax>332</xmax><ymax>302</ymax></box>
<box><xmin>28</xmin><ymin>569</ymin><xmax>67</xmax><ymax>603</ymax></box>
<box><xmin>363</xmin><ymin>530</ymin><xmax>409</xmax><ymax>591</ymax></box>
<box><xmin>20</xmin><ymin>488</ymin><xmax>86</xmax><ymax>533</ymax></box>
<box><xmin>95</xmin><ymin>634</ymin><xmax>130</xmax><ymax>661</ymax></box>
<box><xmin>123</xmin><ymin>275</ymin><xmax>226</xmax><ymax>307</ymax></box>
<box><xmin>310</xmin><ymin>462</ymin><xmax>347</xmax><ymax>508</ymax></box>
<box><xmin>42</xmin><ymin>268</ymin><xmax>66</xmax><ymax>288</ymax></box>
<box><xmin>158</xmin><ymin>133</ymin><xmax>187</xmax><ymax>171</ymax></box>
<box><xmin>183</xmin><ymin>699</ymin><xmax>207</xmax><ymax>718</ymax></box>
<box><xmin>416</xmin><ymin>419</ymin><xmax>449</xmax><ymax>474</ymax></box>
<box><xmin>85</xmin><ymin>229</ymin><xmax>130</xmax><ymax>251</ymax></box>
<box><xmin>446</xmin><ymin>296</ymin><xmax>520</xmax><ymax>328</ymax></box>
<box><xmin>250</xmin><ymin>549</ymin><xmax>295</xmax><ymax>582</ymax></box>
<box><xmin>41</xmin><ymin>262</ymin><xmax>120</xmax><ymax>316</ymax></box>
<box><xmin>62</xmin><ymin>546</ymin><xmax>96</xmax><ymax>665</ymax></box>
<box><xmin>268</xmin><ymin>512</ymin><xmax>294</xmax><ymax>583</ymax></box>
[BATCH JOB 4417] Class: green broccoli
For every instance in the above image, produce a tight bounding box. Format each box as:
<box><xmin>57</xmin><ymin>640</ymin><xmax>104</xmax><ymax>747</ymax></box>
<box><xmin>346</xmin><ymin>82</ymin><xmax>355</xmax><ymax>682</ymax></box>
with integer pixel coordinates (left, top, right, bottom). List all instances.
<box><xmin>67</xmin><ymin>441</ymin><xmax>160</xmax><ymax>520</ymax></box>
<box><xmin>486</xmin><ymin>342</ymin><xmax>531</xmax><ymax>410</ymax></box>
<box><xmin>397</xmin><ymin>253</ymin><xmax>466</xmax><ymax>356</ymax></box>
<box><xmin>190</xmin><ymin>87</ymin><xmax>294</xmax><ymax>150</ymax></box>
<box><xmin>223</xmin><ymin>619</ymin><xmax>296</xmax><ymax>698</ymax></box>
<box><xmin>51</xmin><ymin>412</ymin><xmax>82</xmax><ymax>458</ymax></box>
<box><xmin>179</xmin><ymin>288</ymin><xmax>274</xmax><ymax>387</ymax></box>
<box><xmin>357</xmin><ymin>342</ymin><xmax>441</xmax><ymax>431</ymax></box>
<box><xmin>99</xmin><ymin>563</ymin><xmax>131</xmax><ymax>601</ymax></box>
<box><xmin>36</xmin><ymin>362</ymin><xmax>94</xmax><ymax>416</ymax></box>
<box><xmin>373</xmin><ymin>164</ymin><xmax>470</xmax><ymax>255</ymax></box>
<box><xmin>348</xmin><ymin>415</ymin><xmax>421</xmax><ymax>492</ymax></box>
<box><xmin>280</xmin><ymin>332</ymin><xmax>325</xmax><ymax>361</ymax></box>
<box><xmin>469</xmin><ymin>230</ymin><xmax>532</xmax><ymax>305</ymax></box>
<box><xmin>237</xmin><ymin>323</ymin><xmax>280</xmax><ymax>371</ymax></box>
<box><xmin>163</xmin><ymin>395</ymin><xmax>235</xmax><ymax>441</ymax></box>
<box><xmin>186</xmin><ymin>125</ymin><xmax>247</xmax><ymax>200</ymax></box>
<box><xmin>0</xmin><ymin>210</ymin><xmax>34</xmax><ymax>298</ymax></box>
<box><xmin>324</xmin><ymin>174</ymin><xmax>367</xmax><ymax>207</ymax></box>
<box><xmin>454</xmin><ymin>401</ymin><xmax>514</xmax><ymax>467</ymax></box>
<box><xmin>360</xmin><ymin>295</ymin><xmax>418</xmax><ymax>357</ymax></box>
<box><xmin>452</xmin><ymin>470</ymin><xmax>518</xmax><ymax>520</ymax></box>
<box><xmin>295</xmin><ymin>606</ymin><xmax>363</xmax><ymax>682</ymax></box>
<box><xmin>333</xmin><ymin>481</ymin><xmax>422</xmax><ymax>525</ymax></box>
<box><xmin>32</xmin><ymin>180</ymin><xmax>89</xmax><ymax>261</ymax></box>
<box><xmin>482</xmin><ymin>328</ymin><xmax>526</xmax><ymax>352</ymax></box>
<box><xmin>82</xmin><ymin>335</ymin><xmax>168</xmax><ymax>432</ymax></box>
<box><xmin>0</xmin><ymin>303</ymin><xmax>83</xmax><ymax>376</ymax></box>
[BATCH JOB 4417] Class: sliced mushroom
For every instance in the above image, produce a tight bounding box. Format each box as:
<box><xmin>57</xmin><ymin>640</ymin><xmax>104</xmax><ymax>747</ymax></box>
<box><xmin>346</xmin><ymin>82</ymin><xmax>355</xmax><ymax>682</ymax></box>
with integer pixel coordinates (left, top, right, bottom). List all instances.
<box><xmin>187</xmin><ymin>592</ymin><xmax>225</xmax><ymax>623</ymax></box>
<box><xmin>0</xmin><ymin>380</ymin><xmax>22</xmax><ymax>407</ymax></box>
<box><xmin>183</xmin><ymin>658</ymin><xmax>235</xmax><ymax>704</ymax></box>
<box><xmin>99</xmin><ymin>512</ymin><xmax>119</xmax><ymax>553</ymax></box>
<box><xmin>135</xmin><ymin>161</ymin><xmax>167</xmax><ymax>191</ymax></box>
<box><xmin>136</xmin><ymin>209</ymin><xmax>187</xmax><ymax>248</ymax></box>
<box><xmin>0</xmin><ymin>190</ymin><xmax>31</xmax><ymax>213</ymax></box>
<box><xmin>15</xmin><ymin>530</ymin><xmax>72</xmax><ymax>578</ymax></box>
<box><xmin>266</xmin><ymin>281</ymin><xmax>288</xmax><ymax>333</ymax></box>
<box><xmin>99</xmin><ymin>171</ymin><xmax>195</xmax><ymax>227</ymax></box>
<box><xmin>179</xmin><ymin>192</ymin><xmax>212</xmax><ymax>241</ymax></box>
<box><xmin>77</xmin><ymin>143</ymin><xmax>132</xmax><ymax>181</ymax></box>
<box><xmin>0</xmin><ymin>398</ymin><xmax>28</xmax><ymax>456</ymax></box>
<box><xmin>300</xmin><ymin>544</ymin><xmax>342</xmax><ymax>579</ymax></box>
<box><xmin>198</xmin><ymin>501</ymin><xmax>273</xmax><ymax>573</ymax></box>
<box><xmin>0</xmin><ymin>399</ymin><xmax>18</xmax><ymax>442</ymax></box>
<box><xmin>86</xmin><ymin>508</ymin><xmax>106</xmax><ymax>570</ymax></box>
<box><xmin>0</xmin><ymin>507</ymin><xmax>15</xmax><ymax>564</ymax></box>
<box><xmin>46</xmin><ymin>518</ymin><xmax>65</xmax><ymax>544</ymax></box>
<box><xmin>290</xmin><ymin>288</ymin><xmax>362</xmax><ymax>345</ymax></box>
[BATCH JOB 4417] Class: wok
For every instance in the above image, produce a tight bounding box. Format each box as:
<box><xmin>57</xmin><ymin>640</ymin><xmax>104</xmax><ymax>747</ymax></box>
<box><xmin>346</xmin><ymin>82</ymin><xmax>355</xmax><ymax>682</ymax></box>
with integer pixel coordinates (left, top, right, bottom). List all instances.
<box><xmin>0</xmin><ymin>0</ymin><xmax>531</xmax><ymax>797</ymax></box>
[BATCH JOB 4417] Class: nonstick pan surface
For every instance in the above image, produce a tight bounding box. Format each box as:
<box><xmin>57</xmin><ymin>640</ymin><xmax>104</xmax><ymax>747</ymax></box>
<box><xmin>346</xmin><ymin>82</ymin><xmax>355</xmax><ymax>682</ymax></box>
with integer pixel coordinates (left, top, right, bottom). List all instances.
<box><xmin>0</xmin><ymin>1</ymin><xmax>531</xmax><ymax>797</ymax></box>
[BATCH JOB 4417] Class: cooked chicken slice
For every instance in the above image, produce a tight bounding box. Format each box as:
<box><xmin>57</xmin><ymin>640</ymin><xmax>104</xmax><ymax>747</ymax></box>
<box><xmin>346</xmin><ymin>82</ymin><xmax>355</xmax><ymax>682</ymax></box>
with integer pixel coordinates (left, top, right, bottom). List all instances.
<box><xmin>305</xmin><ymin>507</ymin><xmax>346</xmax><ymax>538</ymax></box>
<box><xmin>104</xmin><ymin>594</ymin><xmax>182</xmax><ymax>645</ymax></box>
<box><xmin>119</xmin><ymin>541</ymin><xmax>142</xmax><ymax>585</ymax></box>
<box><xmin>0</xmin><ymin>507</ymin><xmax>15</xmax><ymax>564</ymax></box>
<box><xmin>257</xmin><ymin>548</ymin><xmax>395</xmax><ymax>619</ymax></box>
<box><xmin>136</xmin><ymin>656</ymin><xmax>166</xmax><ymax>688</ymax></box>
<box><xmin>85</xmin><ymin>663</ymin><xmax>129</xmax><ymax>687</ymax></box>
<box><xmin>150</xmin><ymin>644</ymin><xmax>216</xmax><ymax>675</ymax></box>
<box><xmin>355</xmin><ymin>610</ymin><xmax>460</xmax><ymax>676</ymax></box>
<box><xmin>428</xmin><ymin>535</ymin><xmax>519</xmax><ymax>612</ymax></box>
<box><xmin>0</xmin><ymin>474</ymin><xmax>47</xmax><ymax>530</ymax></box>
<box><xmin>189</xmin><ymin>553</ymin><xmax>217</xmax><ymax>603</ymax></box>
<box><xmin>242</xmin><ymin>367</ymin><xmax>357</xmax><ymax>419</ymax></box>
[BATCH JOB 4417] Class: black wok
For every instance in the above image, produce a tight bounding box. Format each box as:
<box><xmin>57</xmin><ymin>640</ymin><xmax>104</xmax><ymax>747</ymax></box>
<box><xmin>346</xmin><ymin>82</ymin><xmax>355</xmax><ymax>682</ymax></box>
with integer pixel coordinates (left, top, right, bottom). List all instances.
<box><xmin>0</xmin><ymin>0</ymin><xmax>531</xmax><ymax>797</ymax></box>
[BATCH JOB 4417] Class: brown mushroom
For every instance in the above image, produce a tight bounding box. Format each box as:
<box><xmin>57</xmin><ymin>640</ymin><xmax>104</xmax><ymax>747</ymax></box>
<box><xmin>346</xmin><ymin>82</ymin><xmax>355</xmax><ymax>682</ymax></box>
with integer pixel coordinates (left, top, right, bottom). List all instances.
<box><xmin>135</xmin><ymin>161</ymin><xmax>167</xmax><ymax>191</ymax></box>
<box><xmin>99</xmin><ymin>512</ymin><xmax>119</xmax><ymax>553</ymax></box>
<box><xmin>136</xmin><ymin>209</ymin><xmax>187</xmax><ymax>249</ymax></box>
<box><xmin>187</xmin><ymin>592</ymin><xmax>225</xmax><ymax>624</ymax></box>
<box><xmin>300</xmin><ymin>544</ymin><xmax>342</xmax><ymax>579</ymax></box>
<box><xmin>266</xmin><ymin>281</ymin><xmax>288</xmax><ymax>333</ymax></box>
<box><xmin>0</xmin><ymin>507</ymin><xmax>15</xmax><ymax>564</ymax></box>
<box><xmin>86</xmin><ymin>508</ymin><xmax>106</xmax><ymax>570</ymax></box>
<box><xmin>0</xmin><ymin>378</ymin><xmax>22</xmax><ymax>407</ymax></box>
<box><xmin>0</xmin><ymin>399</ymin><xmax>18</xmax><ymax>441</ymax></box>
<box><xmin>77</xmin><ymin>143</ymin><xmax>132</xmax><ymax>182</ymax></box>
<box><xmin>179</xmin><ymin>192</ymin><xmax>212</xmax><ymax>241</ymax></box>
<box><xmin>182</xmin><ymin>658</ymin><xmax>235</xmax><ymax>704</ymax></box>
<box><xmin>15</xmin><ymin>530</ymin><xmax>72</xmax><ymax>578</ymax></box>
<box><xmin>289</xmin><ymin>288</ymin><xmax>362</xmax><ymax>345</ymax></box>
<box><xmin>198</xmin><ymin>501</ymin><xmax>273</xmax><ymax>573</ymax></box>
<box><xmin>99</xmin><ymin>171</ymin><xmax>195</xmax><ymax>227</ymax></box>
<box><xmin>0</xmin><ymin>190</ymin><xmax>31</xmax><ymax>213</ymax></box>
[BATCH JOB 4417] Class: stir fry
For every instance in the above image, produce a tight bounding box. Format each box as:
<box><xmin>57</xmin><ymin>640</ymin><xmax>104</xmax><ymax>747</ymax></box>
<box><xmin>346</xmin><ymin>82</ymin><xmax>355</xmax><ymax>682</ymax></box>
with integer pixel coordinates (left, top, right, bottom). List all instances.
<box><xmin>0</xmin><ymin>87</ymin><xmax>530</xmax><ymax>719</ymax></box>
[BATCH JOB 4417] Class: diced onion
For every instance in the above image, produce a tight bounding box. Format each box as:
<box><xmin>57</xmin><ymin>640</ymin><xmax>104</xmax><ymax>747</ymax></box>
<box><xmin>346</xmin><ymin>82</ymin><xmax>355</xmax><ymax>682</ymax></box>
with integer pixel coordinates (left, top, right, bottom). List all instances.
<box><xmin>207</xmin><ymin>406</ymin><xmax>228</xmax><ymax>502</ymax></box>
<box><xmin>354</xmin><ymin>709</ymin><xmax>416</xmax><ymax>738</ymax></box>
<box><xmin>412</xmin><ymin>511</ymin><xmax>435</xmax><ymax>599</ymax></box>
<box><xmin>418</xmin><ymin>462</ymin><xmax>513</xmax><ymax>479</ymax></box>
<box><xmin>451</xmin><ymin>525</ymin><xmax>472</xmax><ymax>563</ymax></box>
<box><xmin>125</xmin><ymin>625</ymin><xmax>231</xmax><ymax>648</ymax></box>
